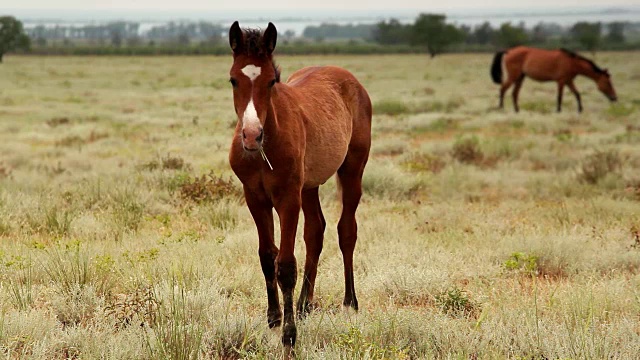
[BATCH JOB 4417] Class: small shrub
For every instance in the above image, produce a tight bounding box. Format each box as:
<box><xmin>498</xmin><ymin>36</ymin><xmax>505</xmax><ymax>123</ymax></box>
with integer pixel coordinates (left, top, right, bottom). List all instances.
<box><xmin>55</xmin><ymin>135</ymin><xmax>84</xmax><ymax>148</ymax></box>
<box><xmin>179</xmin><ymin>173</ymin><xmax>240</xmax><ymax>203</ymax></box>
<box><xmin>434</xmin><ymin>287</ymin><xmax>479</xmax><ymax>318</ymax></box>
<box><xmin>503</xmin><ymin>252</ymin><xmax>539</xmax><ymax>275</ymax></box>
<box><xmin>46</xmin><ymin>117</ymin><xmax>71</xmax><ymax>127</ymax></box>
<box><xmin>162</xmin><ymin>153</ymin><xmax>190</xmax><ymax>170</ymax></box>
<box><xmin>553</xmin><ymin>128</ymin><xmax>574</xmax><ymax>142</ymax></box>
<box><xmin>106</xmin><ymin>286</ymin><xmax>158</xmax><ymax>328</ymax></box>
<box><xmin>0</xmin><ymin>162</ymin><xmax>12</xmax><ymax>179</ymax></box>
<box><xmin>451</xmin><ymin>136</ymin><xmax>484</xmax><ymax>165</ymax></box>
<box><xmin>578</xmin><ymin>149</ymin><xmax>622</xmax><ymax>184</ymax></box>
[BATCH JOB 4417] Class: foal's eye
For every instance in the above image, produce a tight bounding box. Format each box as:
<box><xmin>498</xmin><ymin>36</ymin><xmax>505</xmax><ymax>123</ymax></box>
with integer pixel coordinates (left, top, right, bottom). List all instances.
<box><xmin>268</xmin><ymin>79</ymin><xmax>276</xmax><ymax>88</ymax></box>
<box><xmin>229</xmin><ymin>78</ymin><xmax>238</xmax><ymax>88</ymax></box>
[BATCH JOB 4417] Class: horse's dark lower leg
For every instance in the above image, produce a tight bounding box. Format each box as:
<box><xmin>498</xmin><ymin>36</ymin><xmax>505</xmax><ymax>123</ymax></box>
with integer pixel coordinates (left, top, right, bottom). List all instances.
<box><xmin>297</xmin><ymin>187</ymin><xmax>325</xmax><ymax>317</ymax></box>
<box><xmin>337</xmin><ymin>162</ymin><xmax>365</xmax><ymax>311</ymax></box>
<box><xmin>568</xmin><ymin>81</ymin><xmax>582</xmax><ymax>113</ymax></box>
<box><xmin>245</xmin><ymin>189</ymin><xmax>281</xmax><ymax>328</ymax></box>
<box><xmin>274</xmin><ymin>196</ymin><xmax>301</xmax><ymax>347</ymax></box>
<box><xmin>557</xmin><ymin>83</ymin><xmax>565</xmax><ymax>112</ymax></box>
<box><xmin>499</xmin><ymin>79</ymin><xmax>513</xmax><ymax>109</ymax></box>
<box><xmin>512</xmin><ymin>76</ymin><xmax>525</xmax><ymax>113</ymax></box>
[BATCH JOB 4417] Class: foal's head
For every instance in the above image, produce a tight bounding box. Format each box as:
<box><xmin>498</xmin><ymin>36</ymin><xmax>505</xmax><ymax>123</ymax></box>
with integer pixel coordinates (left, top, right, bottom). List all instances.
<box><xmin>228</xmin><ymin>21</ymin><xmax>280</xmax><ymax>152</ymax></box>
<box><xmin>595</xmin><ymin>70</ymin><xmax>617</xmax><ymax>102</ymax></box>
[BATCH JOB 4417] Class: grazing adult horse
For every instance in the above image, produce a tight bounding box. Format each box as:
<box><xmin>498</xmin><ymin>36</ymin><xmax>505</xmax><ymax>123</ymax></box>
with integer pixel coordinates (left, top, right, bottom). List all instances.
<box><xmin>227</xmin><ymin>21</ymin><xmax>372</xmax><ymax>350</ymax></box>
<box><xmin>491</xmin><ymin>46</ymin><xmax>617</xmax><ymax>112</ymax></box>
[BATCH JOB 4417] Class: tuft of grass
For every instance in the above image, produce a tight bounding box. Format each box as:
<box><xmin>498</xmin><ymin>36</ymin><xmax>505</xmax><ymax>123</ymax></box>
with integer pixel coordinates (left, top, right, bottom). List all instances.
<box><xmin>374</xmin><ymin>99</ymin><xmax>410</xmax><ymax>116</ymax></box>
<box><xmin>606</xmin><ymin>103</ymin><xmax>634</xmax><ymax>118</ymax></box>
<box><xmin>111</xmin><ymin>190</ymin><xmax>144</xmax><ymax>234</ymax></box>
<box><xmin>179</xmin><ymin>172</ymin><xmax>241</xmax><ymax>203</ymax></box>
<box><xmin>8</xmin><ymin>260</ymin><xmax>34</xmax><ymax>311</ymax></box>
<box><xmin>578</xmin><ymin>149</ymin><xmax>622</xmax><ymax>184</ymax></box>
<box><xmin>41</xmin><ymin>241</ymin><xmax>94</xmax><ymax>295</ymax></box>
<box><xmin>451</xmin><ymin>136</ymin><xmax>484</xmax><ymax>165</ymax></box>
<box><xmin>520</xmin><ymin>101</ymin><xmax>552</xmax><ymax>114</ymax></box>
<box><xmin>145</xmin><ymin>284</ymin><xmax>204</xmax><ymax>360</ymax></box>
<box><xmin>402</xmin><ymin>152</ymin><xmax>446</xmax><ymax>174</ymax></box>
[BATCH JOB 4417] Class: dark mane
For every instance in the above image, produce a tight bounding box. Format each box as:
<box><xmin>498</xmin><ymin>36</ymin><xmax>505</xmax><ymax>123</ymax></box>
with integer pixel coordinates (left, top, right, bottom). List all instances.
<box><xmin>560</xmin><ymin>48</ymin><xmax>607</xmax><ymax>74</ymax></box>
<box><xmin>242</xmin><ymin>28</ymin><xmax>281</xmax><ymax>82</ymax></box>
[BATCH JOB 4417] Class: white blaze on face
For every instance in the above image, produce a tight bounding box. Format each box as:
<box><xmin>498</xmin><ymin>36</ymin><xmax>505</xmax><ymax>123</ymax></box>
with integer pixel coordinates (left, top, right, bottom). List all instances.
<box><xmin>241</xmin><ymin>64</ymin><xmax>261</xmax><ymax>81</ymax></box>
<box><xmin>240</xmin><ymin>64</ymin><xmax>262</xmax><ymax>129</ymax></box>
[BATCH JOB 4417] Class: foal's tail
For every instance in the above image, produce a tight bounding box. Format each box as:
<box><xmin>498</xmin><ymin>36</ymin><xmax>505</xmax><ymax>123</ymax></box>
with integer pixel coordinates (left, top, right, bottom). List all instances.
<box><xmin>491</xmin><ymin>51</ymin><xmax>505</xmax><ymax>84</ymax></box>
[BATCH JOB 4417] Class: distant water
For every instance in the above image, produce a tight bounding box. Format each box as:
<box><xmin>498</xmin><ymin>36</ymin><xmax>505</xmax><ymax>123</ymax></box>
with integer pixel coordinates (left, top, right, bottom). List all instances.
<box><xmin>13</xmin><ymin>6</ymin><xmax>640</xmax><ymax>36</ymax></box>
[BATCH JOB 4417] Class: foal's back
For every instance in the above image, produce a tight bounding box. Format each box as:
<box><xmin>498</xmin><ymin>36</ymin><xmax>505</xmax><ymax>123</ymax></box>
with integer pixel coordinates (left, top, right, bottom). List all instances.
<box><xmin>283</xmin><ymin>66</ymin><xmax>371</xmax><ymax>188</ymax></box>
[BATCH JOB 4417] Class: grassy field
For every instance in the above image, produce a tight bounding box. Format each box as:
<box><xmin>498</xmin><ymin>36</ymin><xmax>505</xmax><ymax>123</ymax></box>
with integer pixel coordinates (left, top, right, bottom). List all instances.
<box><xmin>0</xmin><ymin>52</ymin><xmax>639</xmax><ymax>359</ymax></box>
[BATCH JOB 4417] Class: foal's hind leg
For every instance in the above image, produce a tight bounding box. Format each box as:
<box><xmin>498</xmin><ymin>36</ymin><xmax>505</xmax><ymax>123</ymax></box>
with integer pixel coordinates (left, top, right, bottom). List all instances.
<box><xmin>337</xmin><ymin>151</ymin><xmax>368</xmax><ymax>310</ymax></box>
<box><xmin>297</xmin><ymin>187</ymin><xmax>326</xmax><ymax>317</ymax></box>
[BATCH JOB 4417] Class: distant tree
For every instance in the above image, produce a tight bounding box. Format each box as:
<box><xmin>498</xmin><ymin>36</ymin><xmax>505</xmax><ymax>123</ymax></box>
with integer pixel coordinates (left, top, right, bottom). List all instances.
<box><xmin>373</xmin><ymin>19</ymin><xmax>411</xmax><ymax>45</ymax></box>
<box><xmin>495</xmin><ymin>22</ymin><xmax>528</xmax><ymax>48</ymax></box>
<box><xmin>0</xmin><ymin>16</ymin><xmax>30</xmax><ymax>63</ymax></box>
<box><xmin>606</xmin><ymin>22</ymin><xmax>626</xmax><ymax>44</ymax></box>
<box><xmin>284</xmin><ymin>30</ymin><xmax>295</xmax><ymax>40</ymax></box>
<box><xmin>471</xmin><ymin>22</ymin><xmax>494</xmax><ymax>45</ymax></box>
<box><xmin>531</xmin><ymin>23</ymin><xmax>548</xmax><ymax>44</ymax></box>
<box><xmin>412</xmin><ymin>13</ymin><xmax>464</xmax><ymax>57</ymax></box>
<box><xmin>177</xmin><ymin>32</ymin><xmax>190</xmax><ymax>46</ymax></box>
<box><xmin>571</xmin><ymin>22</ymin><xmax>601</xmax><ymax>54</ymax></box>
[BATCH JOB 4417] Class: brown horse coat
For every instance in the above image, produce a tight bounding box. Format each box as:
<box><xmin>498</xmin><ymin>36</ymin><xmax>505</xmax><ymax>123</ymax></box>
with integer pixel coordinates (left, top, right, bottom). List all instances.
<box><xmin>227</xmin><ymin>22</ymin><xmax>371</xmax><ymax>351</ymax></box>
<box><xmin>491</xmin><ymin>46</ymin><xmax>617</xmax><ymax>112</ymax></box>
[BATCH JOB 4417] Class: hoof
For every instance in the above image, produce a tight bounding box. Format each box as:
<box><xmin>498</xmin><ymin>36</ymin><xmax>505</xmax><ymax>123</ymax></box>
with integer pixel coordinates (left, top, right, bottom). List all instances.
<box><xmin>282</xmin><ymin>323</ymin><xmax>297</xmax><ymax>347</ymax></box>
<box><xmin>268</xmin><ymin>310</ymin><xmax>282</xmax><ymax>329</ymax></box>
<box><xmin>343</xmin><ymin>297</ymin><xmax>358</xmax><ymax>311</ymax></box>
<box><xmin>296</xmin><ymin>300</ymin><xmax>316</xmax><ymax>319</ymax></box>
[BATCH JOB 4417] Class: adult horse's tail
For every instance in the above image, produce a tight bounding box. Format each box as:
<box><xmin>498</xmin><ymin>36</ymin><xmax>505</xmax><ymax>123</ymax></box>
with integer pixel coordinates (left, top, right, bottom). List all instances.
<box><xmin>491</xmin><ymin>51</ymin><xmax>505</xmax><ymax>84</ymax></box>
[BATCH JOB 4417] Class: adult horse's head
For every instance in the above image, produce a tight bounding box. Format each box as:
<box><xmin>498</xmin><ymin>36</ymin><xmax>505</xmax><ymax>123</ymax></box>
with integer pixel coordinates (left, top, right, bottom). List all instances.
<box><xmin>228</xmin><ymin>21</ymin><xmax>280</xmax><ymax>152</ymax></box>
<box><xmin>596</xmin><ymin>69</ymin><xmax>617</xmax><ymax>102</ymax></box>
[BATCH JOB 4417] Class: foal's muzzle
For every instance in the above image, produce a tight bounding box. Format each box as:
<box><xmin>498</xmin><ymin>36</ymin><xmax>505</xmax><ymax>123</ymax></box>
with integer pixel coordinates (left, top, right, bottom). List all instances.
<box><xmin>242</xmin><ymin>127</ymin><xmax>263</xmax><ymax>151</ymax></box>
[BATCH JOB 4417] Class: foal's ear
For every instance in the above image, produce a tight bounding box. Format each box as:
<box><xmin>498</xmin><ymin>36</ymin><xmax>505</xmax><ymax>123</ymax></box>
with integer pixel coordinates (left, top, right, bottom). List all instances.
<box><xmin>229</xmin><ymin>21</ymin><xmax>244</xmax><ymax>54</ymax></box>
<box><xmin>263</xmin><ymin>22</ymin><xmax>277</xmax><ymax>54</ymax></box>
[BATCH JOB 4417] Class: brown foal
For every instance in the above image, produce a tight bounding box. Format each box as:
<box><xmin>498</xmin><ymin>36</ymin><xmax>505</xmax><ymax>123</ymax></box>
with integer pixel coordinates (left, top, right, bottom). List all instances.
<box><xmin>227</xmin><ymin>21</ymin><xmax>372</xmax><ymax>350</ymax></box>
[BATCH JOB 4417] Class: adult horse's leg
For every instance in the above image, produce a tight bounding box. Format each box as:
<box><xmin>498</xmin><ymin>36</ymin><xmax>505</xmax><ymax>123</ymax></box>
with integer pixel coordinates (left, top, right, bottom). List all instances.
<box><xmin>557</xmin><ymin>81</ymin><xmax>565</xmax><ymax>112</ymax></box>
<box><xmin>567</xmin><ymin>80</ymin><xmax>583</xmax><ymax>113</ymax></box>
<box><xmin>337</xmin><ymin>152</ymin><xmax>367</xmax><ymax>310</ymax></box>
<box><xmin>512</xmin><ymin>75</ymin><xmax>525</xmax><ymax>113</ymax></box>
<box><xmin>499</xmin><ymin>78</ymin><xmax>514</xmax><ymax>110</ymax></box>
<box><xmin>273</xmin><ymin>191</ymin><xmax>302</xmax><ymax>348</ymax></box>
<box><xmin>245</xmin><ymin>187</ymin><xmax>281</xmax><ymax>328</ymax></box>
<box><xmin>297</xmin><ymin>187</ymin><xmax>326</xmax><ymax>317</ymax></box>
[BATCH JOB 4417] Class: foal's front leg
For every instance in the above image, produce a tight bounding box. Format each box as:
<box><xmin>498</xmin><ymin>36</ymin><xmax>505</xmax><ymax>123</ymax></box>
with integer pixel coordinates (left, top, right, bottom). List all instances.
<box><xmin>273</xmin><ymin>190</ymin><xmax>302</xmax><ymax>348</ymax></box>
<box><xmin>244</xmin><ymin>188</ymin><xmax>281</xmax><ymax>328</ymax></box>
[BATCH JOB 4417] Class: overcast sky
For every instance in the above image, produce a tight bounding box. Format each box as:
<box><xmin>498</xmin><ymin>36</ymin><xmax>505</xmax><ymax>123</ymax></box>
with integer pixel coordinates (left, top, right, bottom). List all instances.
<box><xmin>5</xmin><ymin>0</ymin><xmax>638</xmax><ymax>10</ymax></box>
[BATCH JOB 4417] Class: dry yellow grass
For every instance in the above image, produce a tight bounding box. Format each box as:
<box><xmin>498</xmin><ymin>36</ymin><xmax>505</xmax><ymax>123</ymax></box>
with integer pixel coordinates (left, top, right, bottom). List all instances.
<box><xmin>0</xmin><ymin>52</ymin><xmax>639</xmax><ymax>359</ymax></box>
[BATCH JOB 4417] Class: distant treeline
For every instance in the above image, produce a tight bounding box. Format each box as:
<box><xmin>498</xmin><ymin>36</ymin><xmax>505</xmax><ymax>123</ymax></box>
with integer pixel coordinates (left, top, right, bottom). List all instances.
<box><xmin>14</xmin><ymin>14</ymin><xmax>640</xmax><ymax>56</ymax></box>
